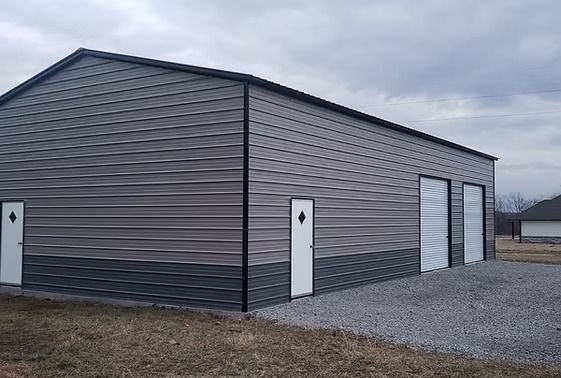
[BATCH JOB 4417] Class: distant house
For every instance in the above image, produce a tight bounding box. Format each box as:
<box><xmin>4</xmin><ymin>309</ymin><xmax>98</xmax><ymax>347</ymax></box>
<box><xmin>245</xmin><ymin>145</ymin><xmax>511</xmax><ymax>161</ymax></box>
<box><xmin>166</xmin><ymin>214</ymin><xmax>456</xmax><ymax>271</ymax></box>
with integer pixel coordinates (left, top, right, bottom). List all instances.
<box><xmin>519</xmin><ymin>194</ymin><xmax>561</xmax><ymax>243</ymax></box>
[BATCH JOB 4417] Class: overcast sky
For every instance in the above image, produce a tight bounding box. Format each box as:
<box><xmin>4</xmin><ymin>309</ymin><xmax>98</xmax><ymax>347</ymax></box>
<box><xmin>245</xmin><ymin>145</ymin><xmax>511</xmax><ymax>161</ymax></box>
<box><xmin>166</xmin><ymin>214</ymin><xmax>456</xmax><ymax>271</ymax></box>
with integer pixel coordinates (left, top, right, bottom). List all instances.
<box><xmin>1</xmin><ymin>0</ymin><xmax>560</xmax><ymax>198</ymax></box>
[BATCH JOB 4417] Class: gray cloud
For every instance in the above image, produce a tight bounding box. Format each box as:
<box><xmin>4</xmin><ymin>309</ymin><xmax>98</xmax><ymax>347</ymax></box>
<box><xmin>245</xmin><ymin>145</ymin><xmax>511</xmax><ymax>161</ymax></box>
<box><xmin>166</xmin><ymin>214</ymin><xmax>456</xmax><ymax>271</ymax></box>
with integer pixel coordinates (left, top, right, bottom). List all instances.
<box><xmin>0</xmin><ymin>0</ymin><xmax>560</xmax><ymax>197</ymax></box>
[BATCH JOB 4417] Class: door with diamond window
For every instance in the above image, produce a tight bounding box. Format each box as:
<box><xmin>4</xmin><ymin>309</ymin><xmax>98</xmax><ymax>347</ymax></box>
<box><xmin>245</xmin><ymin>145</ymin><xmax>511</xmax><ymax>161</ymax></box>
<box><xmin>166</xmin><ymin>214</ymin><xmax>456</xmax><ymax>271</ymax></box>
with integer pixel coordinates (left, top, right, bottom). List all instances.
<box><xmin>1</xmin><ymin>202</ymin><xmax>24</xmax><ymax>286</ymax></box>
<box><xmin>291</xmin><ymin>199</ymin><xmax>314</xmax><ymax>298</ymax></box>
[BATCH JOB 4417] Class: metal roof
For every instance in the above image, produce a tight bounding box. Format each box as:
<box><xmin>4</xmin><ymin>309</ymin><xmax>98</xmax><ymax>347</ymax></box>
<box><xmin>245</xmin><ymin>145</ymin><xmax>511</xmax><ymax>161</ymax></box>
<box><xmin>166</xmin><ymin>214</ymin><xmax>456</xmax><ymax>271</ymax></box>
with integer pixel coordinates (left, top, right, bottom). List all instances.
<box><xmin>518</xmin><ymin>194</ymin><xmax>561</xmax><ymax>221</ymax></box>
<box><xmin>0</xmin><ymin>48</ymin><xmax>498</xmax><ymax>161</ymax></box>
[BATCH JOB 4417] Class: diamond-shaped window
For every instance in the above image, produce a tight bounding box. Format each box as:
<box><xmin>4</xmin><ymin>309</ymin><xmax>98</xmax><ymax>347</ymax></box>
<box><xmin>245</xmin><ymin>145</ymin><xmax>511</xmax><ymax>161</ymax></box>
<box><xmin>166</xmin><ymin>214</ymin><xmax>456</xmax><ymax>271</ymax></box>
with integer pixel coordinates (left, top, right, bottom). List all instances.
<box><xmin>298</xmin><ymin>210</ymin><xmax>306</xmax><ymax>224</ymax></box>
<box><xmin>8</xmin><ymin>211</ymin><xmax>17</xmax><ymax>223</ymax></box>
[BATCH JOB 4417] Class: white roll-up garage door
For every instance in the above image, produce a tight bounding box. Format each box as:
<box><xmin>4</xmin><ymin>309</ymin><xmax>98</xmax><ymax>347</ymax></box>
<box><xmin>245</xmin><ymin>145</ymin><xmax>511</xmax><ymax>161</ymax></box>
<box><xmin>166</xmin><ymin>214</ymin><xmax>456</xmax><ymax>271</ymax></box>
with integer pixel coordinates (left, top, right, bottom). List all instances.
<box><xmin>464</xmin><ymin>184</ymin><xmax>484</xmax><ymax>263</ymax></box>
<box><xmin>420</xmin><ymin>177</ymin><xmax>450</xmax><ymax>272</ymax></box>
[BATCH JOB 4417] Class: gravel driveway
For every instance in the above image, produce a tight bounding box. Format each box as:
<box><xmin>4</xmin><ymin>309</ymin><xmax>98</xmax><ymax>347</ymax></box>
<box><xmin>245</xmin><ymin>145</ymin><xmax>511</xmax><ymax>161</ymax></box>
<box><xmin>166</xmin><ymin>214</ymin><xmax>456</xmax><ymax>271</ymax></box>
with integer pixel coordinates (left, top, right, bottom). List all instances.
<box><xmin>255</xmin><ymin>261</ymin><xmax>561</xmax><ymax>365</ymax></box>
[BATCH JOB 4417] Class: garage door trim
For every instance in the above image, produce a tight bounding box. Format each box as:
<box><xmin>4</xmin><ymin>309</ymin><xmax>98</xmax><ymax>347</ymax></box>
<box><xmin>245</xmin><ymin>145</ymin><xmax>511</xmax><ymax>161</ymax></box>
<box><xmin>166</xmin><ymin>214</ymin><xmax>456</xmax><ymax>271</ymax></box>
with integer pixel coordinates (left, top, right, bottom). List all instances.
<box><xmin>419</xmin><ymin>175</ymin><xmax>452</xmax><ymax>273</ymax></box>
<box><xmin>462</xmin><ymin>182</ymin><xmax>487</xmax><ymax>263</ymax></box>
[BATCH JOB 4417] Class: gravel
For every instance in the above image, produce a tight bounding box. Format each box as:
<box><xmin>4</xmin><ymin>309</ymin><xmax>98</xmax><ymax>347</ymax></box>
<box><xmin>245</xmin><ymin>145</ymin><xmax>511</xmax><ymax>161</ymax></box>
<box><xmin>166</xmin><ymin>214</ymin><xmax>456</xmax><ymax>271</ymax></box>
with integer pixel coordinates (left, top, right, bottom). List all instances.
<box><xmin>254</xmin><ymin>261</ymin><xmax>561</xmax><ymax>365</ymax></box>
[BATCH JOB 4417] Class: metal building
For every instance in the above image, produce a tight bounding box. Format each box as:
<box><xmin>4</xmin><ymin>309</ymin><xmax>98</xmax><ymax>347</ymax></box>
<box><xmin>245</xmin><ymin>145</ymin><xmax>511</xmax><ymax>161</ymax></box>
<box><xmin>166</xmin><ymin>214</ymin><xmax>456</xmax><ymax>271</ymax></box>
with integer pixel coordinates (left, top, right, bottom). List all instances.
<box><xmin>0</xmin><ymin>49</ymin><xmax>497</xmax><ymax>311</ymax></box>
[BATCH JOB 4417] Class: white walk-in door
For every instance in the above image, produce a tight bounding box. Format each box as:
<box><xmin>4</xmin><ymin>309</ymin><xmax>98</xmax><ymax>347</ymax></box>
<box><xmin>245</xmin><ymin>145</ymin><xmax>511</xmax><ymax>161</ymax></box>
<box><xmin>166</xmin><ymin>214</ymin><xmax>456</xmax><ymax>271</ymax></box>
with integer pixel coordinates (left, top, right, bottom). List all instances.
<box><xmin>0</xmin><ymin>202</ymin><xmax>24</xmax><ymax>286</ymax></box>
<box><xmin>464</xmin><ymin>184</ymin><xmax>484</xmax><ymax>263</ymax></box>
<box><xmin>420</xmin><ymin>177</ymin><xmax>449</xmax><ymax>272</ymax></box>
<box><xmin>291</xmin><ymin>199</ymin><xmax>314</xmax><ymax>298</ymax></box>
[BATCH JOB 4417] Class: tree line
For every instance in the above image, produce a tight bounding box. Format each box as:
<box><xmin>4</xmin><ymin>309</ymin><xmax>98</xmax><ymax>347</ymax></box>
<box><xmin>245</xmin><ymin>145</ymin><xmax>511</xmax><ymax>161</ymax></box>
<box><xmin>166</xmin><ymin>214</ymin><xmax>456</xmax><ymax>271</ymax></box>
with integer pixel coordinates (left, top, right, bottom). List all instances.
<box><xmin>494</xmin><ymin>192</ymin><xmax>557</xmax><ymax>235</ymax></box>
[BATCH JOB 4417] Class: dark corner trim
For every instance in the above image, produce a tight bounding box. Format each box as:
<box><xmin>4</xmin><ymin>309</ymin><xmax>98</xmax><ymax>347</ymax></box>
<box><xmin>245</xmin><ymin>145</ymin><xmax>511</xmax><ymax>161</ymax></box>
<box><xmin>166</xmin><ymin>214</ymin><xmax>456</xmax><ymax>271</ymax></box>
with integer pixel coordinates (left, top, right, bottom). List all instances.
<box><xmin>447</xmin><ymin>179</ymin><xmax>453</xmax><ymax>267</ymax></box>
<box><xmin>482</xmin><ymin>184</ymin><xmax>487</xmax><ymax>260</ymax></box>
<box><xmin>493</xmin><ymin>161</ymin><xmax>497</xmax><ymax>254</ymax></box>
<box><xmin>241</xmin><ymin>81</ymin><xmax>249</xmax><ymax>312</ymax></box>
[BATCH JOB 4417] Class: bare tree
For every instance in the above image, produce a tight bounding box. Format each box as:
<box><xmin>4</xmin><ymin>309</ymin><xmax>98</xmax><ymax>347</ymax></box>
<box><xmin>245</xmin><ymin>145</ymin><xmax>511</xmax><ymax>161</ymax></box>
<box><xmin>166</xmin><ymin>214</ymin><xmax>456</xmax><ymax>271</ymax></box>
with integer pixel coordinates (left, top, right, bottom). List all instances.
<box><xmin>495</xmin><ymin>194</ymin><xmax>507</xmax><ymax>213</ymax></box>
<box><xmin>505</xmin><ymin>192</ymin><xmax>540</xmax><ymax>213</ymax></box>
<box><xmin>495</xmin><ymin>192</ymin><xmax>546</xmax><ymax>235</ymax></box>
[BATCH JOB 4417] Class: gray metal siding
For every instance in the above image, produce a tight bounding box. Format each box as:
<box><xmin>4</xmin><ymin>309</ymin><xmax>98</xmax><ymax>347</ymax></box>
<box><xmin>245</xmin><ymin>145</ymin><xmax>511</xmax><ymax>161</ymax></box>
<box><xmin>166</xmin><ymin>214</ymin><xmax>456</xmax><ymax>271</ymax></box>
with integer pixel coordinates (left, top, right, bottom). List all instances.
<box><xmin>247</xmin><ymin>262</ymin><xmax>290</xmax><ymax>311</ymax></box>
<box><xmin>0</xmin><ymin>56</ymin><xmax>244</xmax><ymax>310</ymax></box>
<box><xmin>451</xmin><ymin>180</ymin><xmax>464</xmax><ymax>266</ymax></box>
<box><xmin>23</xmin><ymin>255</ymin><xmax>242</xmax><ymax>311</ymax></box>
<box><xmin>247</xmin><ymin>85</ymin><xmax>494</xmax><ymax>308</ymax></box>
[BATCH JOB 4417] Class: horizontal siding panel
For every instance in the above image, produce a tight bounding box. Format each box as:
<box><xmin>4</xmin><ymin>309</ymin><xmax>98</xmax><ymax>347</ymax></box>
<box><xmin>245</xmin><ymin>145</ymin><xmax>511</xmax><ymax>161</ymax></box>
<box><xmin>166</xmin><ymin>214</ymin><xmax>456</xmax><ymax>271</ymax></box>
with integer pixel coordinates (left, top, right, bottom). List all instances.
<box><xmin>0</xmin><ymin>157</ymin><xmax>242</xmax><ymax>181</ymax></box>
<box><xmin>250</xmin><ymin>157</ymin><xmax>418</xmax><ymax>186</ymax></box>
<box><xmin>315</xmin><ymin>225</ymin><xmax>416</xmax><ymax>238</ymax></box>
<box><xmin>249</xmin><ymin>205</ymin><xmax>417</xmax><ymax>219</ymax></box>
<box><xmin>39</xmin><ymin>60</ymin><xmax>145</xmax><ymax>84</ymax></box>
<box><xmin>6</xmin><ymin>71</ymin><xmax>209</xmax><ymax>109</ymax></box>
<box><xmin>25</xmin><ymin>235</ymin><xmax>241</xmax><ymax>251</ymax></box>
<box><xmin>0</xmin><ymin>170</ymin><xmax>242</xmax><ymax>190</ymax></box>
<box><xmin>250</xmin><ymin>115</ymin><xmax>492</xmax><ymax>177</ymax></box>
<box><xmin>25</xmin><ymin>245</ymin><xmax>242</xmax><ymax>265</ymax></box>
<box><xmin>23</xmin><ymin>65</ymin><xmax>177</xmax><ymax>96</ymax></box>
<box><xmin>451</xmin><ymin>180</ymin><xmax>464</xmax><ymax>250</ymax></box>
<box><xmin>24</xmin><ymin>193</ymin><xmax>243</xmax><ymax>207</ymax></box>
<box><xmin>249</xmin><ymin>216</ymin><xmax>418</xmax><ymax>231</ymax></box>
<box><xmin>248</xmin><ymin>251</ymin><xmax>289</xmax><ymax>265</ymax></box>
<box><xmin>1</xmin><ymin>96</ymin><xmax>243</xmax><ymax>131</ymax></box>
<box><xmin>27</xmin><ymin>216</ymin><xmax>242</xmax><ymax>229</ymax></box>
<box><xmin>64</xmin><ymin>56</ymin><xmax>113</xmax><ymax>70</ymax></box>
<box><xmin>315</xmin><ymin>249</ymin><xmax>420</xmax><ymax>293</ymax></box>
<box><xmin>451</xmin><ymin>243</ymin><xmax>464</xmax><ymax>266</ymax></box>
<box><xmin>0</xmin><ymin>181</ymin><xmax>243</xmax><ymax>198</ymax></box>
<box><xmin>247</xmin><ymin>262</ymin><xmax>290</xmax><ymax>311</ymax></box>
<box><xmin>26</xmin><ymin>225</ymin><xmax>242</xmax><ymax>240</ymax></box>
<box><xmin>23</xmin><ymin>255</ymin><xmax>241</xmax><ymax>311</ymax></box>
<box><xmin>251</xmin><ymin>169</ymin><xmax>418</xmax><ymax>195</ymax></box>
<box><xmin>250</xmin><ymin>182</ymin><xmax>417</xmax><ymax>202</ymax></box>
<box><xmin>247</xmin><ymin>84</ymin><xmax>494</xmax><ymax>307</ymax></box>
<box><xmin>0</xmin><ymin>52</ymin><xmax>245</xmax><ymax>313</ymax></box>
<box><xmin>1</xmin><ymin>117</ymin><xmax>242</xmax><ymax>148</ymax></box>
<box><xmin>0</xmin><ymin>145</ymin><xmax>243</xmax><ymax>172</ymax></box>
<box><xmin>250</xmin><ymin>132</ymin><xmax>492</xmax><ymax>184</ymax></box>
<box><xmin>0</xmin><ymin>133</ymin><xmax>243</xmax><ymax>164</ymax></box>
<box><xmin>316</xmin><ymin>241</ymin><xmax>419</xmax><ymax>258</ymax></box>
<box><xmin>3</xmin><ymin>107</ymin><xmax>233</xmax><ymax>140</ymax></box>
<box><xmin>250</xmin><ymin>86</ymin><xmax>492</xmax><ymax>168</ymax></box>
<box><xmin>27</xmin><ymin>265</ymin><xmax>239</xmax><ymax>289</ymax></box>
<box><xmin>12</xmin><ymin>78</ymin><xmax>237</xmax><ymax>117</ymax></box>
<box><xmin>26</xmin><ymin>204</ymin><xmax>242</xmax><ymax>217</ymax></box>
<box><xmin>0</xmin><ymin>85</ymin><xmax>243</xmax><ymax>125</ymax></box>
<box><xmin>251</xmin><ymin>147</ymin><xmax>418</xmax><ymax>182</ymax></box>
<box><xmin>3</xmin><ymin>76</ymin><xmax>229</xmax><ymax>115</ymax></box>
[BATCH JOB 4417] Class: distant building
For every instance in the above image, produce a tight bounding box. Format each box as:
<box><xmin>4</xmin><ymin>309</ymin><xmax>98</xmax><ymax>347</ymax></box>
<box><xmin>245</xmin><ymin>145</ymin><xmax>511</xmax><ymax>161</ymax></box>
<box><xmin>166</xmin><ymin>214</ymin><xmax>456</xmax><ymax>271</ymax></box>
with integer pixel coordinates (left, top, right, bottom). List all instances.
<box><xmin>518</xmin><ymin>194</ymin><xmax>561</xmax><ymax>243</ymax></box>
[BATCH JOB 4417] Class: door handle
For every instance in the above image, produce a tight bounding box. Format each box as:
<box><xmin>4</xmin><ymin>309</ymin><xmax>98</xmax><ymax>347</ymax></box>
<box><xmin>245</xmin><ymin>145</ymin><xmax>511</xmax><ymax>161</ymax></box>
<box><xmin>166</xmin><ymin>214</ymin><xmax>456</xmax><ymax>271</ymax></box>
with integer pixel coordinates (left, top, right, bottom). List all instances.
<box><xmin>17</xmin><ymin>242</ymin><xmax>23</xmax><ymax>246</ymax></box>
<box><xmin>310</xmin><ymin>244</ymin><xmax>314</xmax><ymax>248</ymax></box>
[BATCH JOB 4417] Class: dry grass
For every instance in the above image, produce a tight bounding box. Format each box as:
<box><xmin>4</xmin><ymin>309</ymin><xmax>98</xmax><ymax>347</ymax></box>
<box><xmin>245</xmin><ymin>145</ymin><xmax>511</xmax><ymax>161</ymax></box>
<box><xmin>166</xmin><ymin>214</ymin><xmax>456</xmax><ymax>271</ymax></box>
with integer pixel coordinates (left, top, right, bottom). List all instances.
<box><xmin>0</xmin><ymin>294</ymin><xmax>559</xmax><ymax>377</ymax></box>
<box><xmin>496</xmin><ymin>236</ymin><xmax>561</xmax><ymax>264</ymax></box>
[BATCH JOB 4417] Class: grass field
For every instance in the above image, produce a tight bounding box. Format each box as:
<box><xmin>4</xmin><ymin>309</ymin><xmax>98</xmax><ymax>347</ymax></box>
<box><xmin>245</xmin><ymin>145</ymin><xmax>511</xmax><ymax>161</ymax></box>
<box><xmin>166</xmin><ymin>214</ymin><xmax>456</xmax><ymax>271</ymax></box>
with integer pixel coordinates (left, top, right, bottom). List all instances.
<box><xmin>1</xmin><ymin>294</ymin><xmax>559</xmax><ymax>377</ymax></box>
<box><xmin>496</xmin><ymin>236</ymin><xmax>561</xmax><ymax>265</ymax></box>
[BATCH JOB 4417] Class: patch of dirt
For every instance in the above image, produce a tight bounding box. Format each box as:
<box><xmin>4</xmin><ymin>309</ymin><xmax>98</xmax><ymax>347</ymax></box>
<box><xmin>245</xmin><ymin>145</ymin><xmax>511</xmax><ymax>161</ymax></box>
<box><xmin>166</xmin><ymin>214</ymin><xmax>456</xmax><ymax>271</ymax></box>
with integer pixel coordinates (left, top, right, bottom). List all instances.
<box><xmin>0</xmin><ymin>362</ymin><xmax>32</xmax><ymax>378</ymax></box>
<box><xmin>496</xmin><ymin>237</ymin><xmax>561</xmax><ymax>264</ymax></box>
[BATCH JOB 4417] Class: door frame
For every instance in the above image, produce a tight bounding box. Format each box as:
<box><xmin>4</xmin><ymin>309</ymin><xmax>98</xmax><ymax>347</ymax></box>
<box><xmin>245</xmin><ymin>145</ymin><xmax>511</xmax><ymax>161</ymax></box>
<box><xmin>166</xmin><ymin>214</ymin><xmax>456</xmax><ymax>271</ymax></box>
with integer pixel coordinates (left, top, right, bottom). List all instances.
<box><xmin>289</xmin><ymin>197</ymin><xmax>315</xmax><ymax>300</ymax></box>
<box><xmin>0</xmin><ymin>200</ymin><xmax>26</xmax><ymax>287</ymax></box>
<box><xmin>418</xmin><ymin>175</ymin><xmax>451</xmax><ymax>273</ymax></box>
<box><xmin>462</xmin><ymin>182</ymin><xmax>487</xmax><ymax>263</ymax></box>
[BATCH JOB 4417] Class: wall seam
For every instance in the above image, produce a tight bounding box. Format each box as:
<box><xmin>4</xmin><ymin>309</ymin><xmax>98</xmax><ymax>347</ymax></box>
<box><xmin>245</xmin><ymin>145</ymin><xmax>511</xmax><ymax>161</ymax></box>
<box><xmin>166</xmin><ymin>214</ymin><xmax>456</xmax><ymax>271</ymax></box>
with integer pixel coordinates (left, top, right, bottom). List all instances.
<box><xmin>242</xmin><ymin>81</ymin><xmax>249</xmax><ymax>312</ymax></box>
